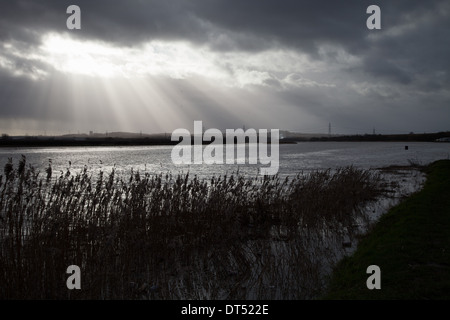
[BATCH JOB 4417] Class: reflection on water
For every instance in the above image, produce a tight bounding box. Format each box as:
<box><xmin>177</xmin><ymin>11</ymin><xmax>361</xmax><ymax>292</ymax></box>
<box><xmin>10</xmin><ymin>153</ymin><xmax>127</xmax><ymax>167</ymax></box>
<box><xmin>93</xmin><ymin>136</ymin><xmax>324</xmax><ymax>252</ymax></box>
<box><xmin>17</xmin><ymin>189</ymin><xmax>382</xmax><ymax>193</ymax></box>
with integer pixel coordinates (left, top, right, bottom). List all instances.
<box><xmin>1</xmin><ymin>142</ymin><xmax>449</xmax><ymax>180</ymax></box>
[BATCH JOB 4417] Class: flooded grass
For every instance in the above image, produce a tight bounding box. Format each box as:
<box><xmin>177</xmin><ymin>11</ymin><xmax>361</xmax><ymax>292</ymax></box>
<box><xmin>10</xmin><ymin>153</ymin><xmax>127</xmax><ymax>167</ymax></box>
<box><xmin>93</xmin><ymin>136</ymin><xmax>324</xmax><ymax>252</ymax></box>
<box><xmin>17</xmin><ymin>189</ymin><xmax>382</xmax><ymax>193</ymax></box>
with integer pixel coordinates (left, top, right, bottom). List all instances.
<box><xmin>322</xmin><ymin>160</ymin><xmax>450</xmax><ymax>299</ymax></box>
<box><xmin>0</xmin><ymin>156</ymin><xmax>386</xmax><ymax>299</ymax></box>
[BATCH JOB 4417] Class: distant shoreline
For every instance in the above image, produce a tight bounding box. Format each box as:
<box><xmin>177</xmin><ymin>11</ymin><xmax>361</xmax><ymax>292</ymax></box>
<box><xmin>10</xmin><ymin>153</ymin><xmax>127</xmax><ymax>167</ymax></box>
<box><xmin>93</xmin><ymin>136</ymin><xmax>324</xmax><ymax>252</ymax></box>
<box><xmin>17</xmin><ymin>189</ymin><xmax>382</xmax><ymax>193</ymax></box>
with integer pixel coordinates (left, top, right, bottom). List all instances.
<box><xmin>1</xmin><ymin>131</ymin><xmax>449</xmax><ymax>147</ymax></box>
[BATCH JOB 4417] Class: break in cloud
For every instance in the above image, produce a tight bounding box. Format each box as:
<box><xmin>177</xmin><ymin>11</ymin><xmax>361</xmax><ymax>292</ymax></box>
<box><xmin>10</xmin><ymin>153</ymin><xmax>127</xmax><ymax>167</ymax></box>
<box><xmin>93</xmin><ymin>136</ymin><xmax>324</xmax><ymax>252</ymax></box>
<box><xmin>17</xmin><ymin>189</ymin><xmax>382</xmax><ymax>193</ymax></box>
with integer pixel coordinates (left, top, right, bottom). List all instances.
<box><xmin>0</xmin><ymin>0</ymin><xmax>449</xmax><ymax>135</ymax></box>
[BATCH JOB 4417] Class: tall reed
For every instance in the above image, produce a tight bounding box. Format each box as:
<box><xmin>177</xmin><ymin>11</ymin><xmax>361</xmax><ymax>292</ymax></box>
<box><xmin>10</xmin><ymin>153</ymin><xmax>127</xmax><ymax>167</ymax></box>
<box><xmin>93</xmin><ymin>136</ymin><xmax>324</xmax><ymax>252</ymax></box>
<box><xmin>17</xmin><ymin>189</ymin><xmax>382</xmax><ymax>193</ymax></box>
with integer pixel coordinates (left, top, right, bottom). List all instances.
<box><xmin>0</xmin><ymin>156</ymin><xmax>384</xmax><ymax>299</ymax></box>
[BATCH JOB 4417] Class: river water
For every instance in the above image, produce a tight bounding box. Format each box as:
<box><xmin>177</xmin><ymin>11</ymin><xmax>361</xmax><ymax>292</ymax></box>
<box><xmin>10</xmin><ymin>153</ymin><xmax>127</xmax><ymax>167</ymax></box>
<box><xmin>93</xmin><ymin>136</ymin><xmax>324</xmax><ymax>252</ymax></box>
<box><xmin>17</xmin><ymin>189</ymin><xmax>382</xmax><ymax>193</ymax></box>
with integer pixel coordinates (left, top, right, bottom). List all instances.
<box><xmin>1</xmin><ymin>141</ymin><xmax>449</xmax><ymax>179</ymax></box>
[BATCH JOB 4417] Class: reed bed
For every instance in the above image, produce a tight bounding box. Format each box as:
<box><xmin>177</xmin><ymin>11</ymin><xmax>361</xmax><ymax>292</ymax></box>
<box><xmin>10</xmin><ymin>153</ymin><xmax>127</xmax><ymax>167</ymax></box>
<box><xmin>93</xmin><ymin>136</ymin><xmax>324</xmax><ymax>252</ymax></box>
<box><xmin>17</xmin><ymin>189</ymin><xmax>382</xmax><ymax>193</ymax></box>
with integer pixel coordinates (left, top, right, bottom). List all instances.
<box><xmin>0</xmin><ymin>156</ymin><xmax>384</xmax><ymax>299</ymax></box>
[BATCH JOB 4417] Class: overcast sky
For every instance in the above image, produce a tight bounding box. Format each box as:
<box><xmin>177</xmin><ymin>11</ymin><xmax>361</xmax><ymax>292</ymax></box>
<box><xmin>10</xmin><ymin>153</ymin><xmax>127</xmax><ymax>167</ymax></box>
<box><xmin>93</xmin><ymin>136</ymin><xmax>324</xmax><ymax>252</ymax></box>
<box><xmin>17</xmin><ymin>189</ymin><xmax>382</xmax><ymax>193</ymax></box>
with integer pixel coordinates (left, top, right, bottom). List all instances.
<box><xmin>0</xmin><ymin>0</ymin><xmax>449</xmax><ymax>135</ymax></box>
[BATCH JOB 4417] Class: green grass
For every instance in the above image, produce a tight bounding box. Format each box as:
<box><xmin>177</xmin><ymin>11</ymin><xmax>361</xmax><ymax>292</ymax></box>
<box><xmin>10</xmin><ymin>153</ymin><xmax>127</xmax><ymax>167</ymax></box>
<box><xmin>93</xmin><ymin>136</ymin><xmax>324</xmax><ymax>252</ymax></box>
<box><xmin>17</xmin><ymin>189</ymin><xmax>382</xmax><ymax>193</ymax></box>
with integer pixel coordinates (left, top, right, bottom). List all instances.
<box><xmin>321</xmin><ymin>159</ymin><xmax>450</xmax><ymax>299</ymax></box>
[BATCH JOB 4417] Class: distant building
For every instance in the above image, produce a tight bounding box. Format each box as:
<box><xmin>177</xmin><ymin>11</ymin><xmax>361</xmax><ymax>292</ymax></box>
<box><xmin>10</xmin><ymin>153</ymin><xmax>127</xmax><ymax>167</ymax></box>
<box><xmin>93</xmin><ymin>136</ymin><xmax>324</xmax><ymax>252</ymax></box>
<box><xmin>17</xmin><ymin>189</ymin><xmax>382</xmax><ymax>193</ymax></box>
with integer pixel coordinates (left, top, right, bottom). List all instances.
<box><xmin>436</xmin><ymin>137</ymin><xmax>450</xmax><ymax>142</ymax></box>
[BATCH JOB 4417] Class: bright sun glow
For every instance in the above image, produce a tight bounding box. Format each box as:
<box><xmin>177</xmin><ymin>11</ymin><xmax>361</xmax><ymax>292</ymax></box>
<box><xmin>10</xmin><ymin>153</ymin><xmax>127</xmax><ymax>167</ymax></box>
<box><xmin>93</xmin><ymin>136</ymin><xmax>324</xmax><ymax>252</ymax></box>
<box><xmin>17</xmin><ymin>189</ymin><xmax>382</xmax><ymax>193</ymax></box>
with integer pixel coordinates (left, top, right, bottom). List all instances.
<box><xmin>41</xmin><ymin>34</ymin><xmax>123</xmax><ymax>77</ymax></box>
<box><xmin>40</xmin><ymin>33</ymin><xmax>223</xmax><ymax>79</ymax></box>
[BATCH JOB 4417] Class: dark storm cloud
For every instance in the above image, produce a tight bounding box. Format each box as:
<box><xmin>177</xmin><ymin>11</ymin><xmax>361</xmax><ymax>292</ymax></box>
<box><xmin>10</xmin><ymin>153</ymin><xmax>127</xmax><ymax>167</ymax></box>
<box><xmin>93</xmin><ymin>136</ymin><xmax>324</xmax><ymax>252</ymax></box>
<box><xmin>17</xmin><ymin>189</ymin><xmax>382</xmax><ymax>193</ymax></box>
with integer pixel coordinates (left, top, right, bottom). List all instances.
<box><xmin>359</xmin><ymin>1</ymin><xmax>450</xmax><ymax>89</ymax></box>
<box><xmin>0</xmin><ymin>0</ymin><xmax>442</xmax><ymax>50</ymax></box>
<box><xmin>0</xmin><ymin>0</ymin><xmax>203</xmax><ymax>46</ymax></box>
<box><xmin>1</xmin><ymin>0</ymin><xmax>448</xmax><ymax>83</ymax></box>
<box><xmin>363</xmin><ymin>56</ymin><xmax>413</xmax><ymax>85</ymax></box>
<box><xmin>0</xmin><ymin>0</ymin><xmax>449</xmax><ymax>134</ymax></box>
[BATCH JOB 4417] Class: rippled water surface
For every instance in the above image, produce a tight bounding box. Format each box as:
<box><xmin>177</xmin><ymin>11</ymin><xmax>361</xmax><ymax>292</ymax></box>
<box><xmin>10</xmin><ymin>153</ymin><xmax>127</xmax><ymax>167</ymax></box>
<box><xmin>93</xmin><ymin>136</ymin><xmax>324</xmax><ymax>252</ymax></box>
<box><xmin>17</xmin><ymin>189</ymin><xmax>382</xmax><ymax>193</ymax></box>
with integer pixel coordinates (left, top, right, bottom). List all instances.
<box><xmin>1</xmin><ymin>141</ymin><xmax>449</xmax><ymax>179</ymax></box>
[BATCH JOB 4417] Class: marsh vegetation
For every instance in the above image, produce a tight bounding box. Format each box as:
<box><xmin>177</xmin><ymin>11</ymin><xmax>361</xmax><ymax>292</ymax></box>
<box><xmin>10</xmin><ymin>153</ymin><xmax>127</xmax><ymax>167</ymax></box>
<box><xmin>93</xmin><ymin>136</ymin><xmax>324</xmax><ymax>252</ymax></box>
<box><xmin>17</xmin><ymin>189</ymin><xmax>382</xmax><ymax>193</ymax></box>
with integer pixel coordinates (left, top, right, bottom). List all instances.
<box><xmin>1</xmin><ymin>156</ymin><xmax>386</xmax><ymax>299</ymax></box>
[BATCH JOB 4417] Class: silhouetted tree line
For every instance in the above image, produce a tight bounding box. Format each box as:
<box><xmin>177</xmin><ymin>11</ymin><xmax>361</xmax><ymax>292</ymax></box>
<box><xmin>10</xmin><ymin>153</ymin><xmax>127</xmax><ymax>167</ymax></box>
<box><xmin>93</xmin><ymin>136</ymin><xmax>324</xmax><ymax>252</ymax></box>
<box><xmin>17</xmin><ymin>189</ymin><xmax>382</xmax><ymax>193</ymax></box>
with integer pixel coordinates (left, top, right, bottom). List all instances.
<box><xmin>1</xmin><ymin>131</ymin><xmax>449</xmax><ymax>147</ymax></box>
<box><xmin>308</xmin><ymin>131</ymin><xmax>450</xmax><ymax>142</ymax></box>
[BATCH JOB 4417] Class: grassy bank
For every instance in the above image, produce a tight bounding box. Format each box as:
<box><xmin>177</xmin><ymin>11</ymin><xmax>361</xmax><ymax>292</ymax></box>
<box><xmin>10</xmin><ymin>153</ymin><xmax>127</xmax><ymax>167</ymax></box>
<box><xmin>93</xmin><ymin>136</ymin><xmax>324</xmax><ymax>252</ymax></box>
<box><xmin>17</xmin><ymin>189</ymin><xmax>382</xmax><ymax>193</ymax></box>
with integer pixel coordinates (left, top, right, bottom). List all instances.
<box><xmin>322</xmin><ymin>159</ymin><xmax>450</xmax><ymax>299</ymax></box>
